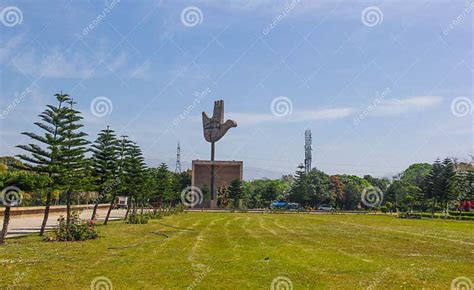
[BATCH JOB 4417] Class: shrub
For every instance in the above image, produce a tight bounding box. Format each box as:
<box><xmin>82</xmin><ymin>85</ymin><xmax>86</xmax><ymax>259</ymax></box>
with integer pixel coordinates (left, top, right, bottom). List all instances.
<box><xmin>46</xmin><ymin>211</ymin><xmax>98</xmax><ymax>242</ymax></box>
<box><xmin>149</xmin><ymin>209</ymin><xmax>162</xmax><ymax>219</ymax></box>
<box><xmin>399</xmin><ymin>212</ymin><xmax>421</xmax><ymax>219</ymax></box>
<box><xmin>448</xmin><ymin>211</ymin><xmax>474</xmax><ymax>217</ymax></box>
<box><xmin>380</xmin><ymin>206</ymin><xmax>388</xmax><ymax>213</ymax></box>
<box><xmin>126</xmin><ymin>212</ymin><xmax>149</xmax><ymax>224</ymax></box>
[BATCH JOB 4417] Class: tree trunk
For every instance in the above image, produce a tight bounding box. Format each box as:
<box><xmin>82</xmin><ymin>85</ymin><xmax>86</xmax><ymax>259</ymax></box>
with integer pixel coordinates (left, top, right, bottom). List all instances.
<box><xmin>91</xmin><ymin>199</ymin><xmax>100</xmax><ymax>221</ymax></box>
<box><xmin>39</xmin><ymin>191</ymin><xmax>52</xmax><ymax>236</ymax></box>
<box><xmin>125</xmin><ymin>196</ymin><xmax>132</xmax><ymax>220</ymax></box>
<box><xmin>0</xmin><ymin>206</ymin><xmax>11</xmax><ymax>245</ymax></box>
<box><xmin>431</xmin><ymin>198</ymin><xmax>436</xmax><ymax>218</ymax></box>
<box><xmin>66</xmin><ymin>190</ymin><xmax>71</xmax><ymax>226</ymax></box>
<box><xmin>104</xmin><ymin>192</ymin><xmax>116</xmax><ymax>225</ymax></box>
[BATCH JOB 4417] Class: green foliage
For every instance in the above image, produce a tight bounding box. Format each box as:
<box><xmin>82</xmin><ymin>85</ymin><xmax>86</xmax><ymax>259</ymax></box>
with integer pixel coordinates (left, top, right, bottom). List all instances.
<box><xmin>242</xmin><ymin>178</ymin><xmax>291</xmax><ymax>208</ymax></box>
<box><xmin>46</xmin><ymin>211</ymin><xmax>98</xmax><ymax>241</ymax></box>
<box><xmin>91</xmin><ymin>126</ymin><xmax>119</xmax><ymax>196</ymax></box>
<box><xmin>16</xmin><ymin>93</ymin><xmax>71</xmax><ymax>185</ymax></box>
<box><xmin>59</xmin><ymin>98</ymin><xmax>90</xmax><ymax>192</ymax></box>
<box><xmin>126</xmin><ymin>212</ymin><xmax>149</xmax><ymax>224</ymax></box>
<box><xmin>398</xmin><ymin>163</ymin><xmax>432</xmax><ymax>188</ymax></box>
<box><xmin>227</xmin><ymin>179</ymin><xmax>243</xmax><ymax>209</ymax></box>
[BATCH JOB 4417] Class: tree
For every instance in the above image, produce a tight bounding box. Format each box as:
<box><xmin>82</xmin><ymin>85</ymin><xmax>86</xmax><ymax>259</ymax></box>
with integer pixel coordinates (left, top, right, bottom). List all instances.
<box><xmin>440</xmin><ymin>158</ymin><xmax>456</xmax><ymax>212</ymax></box>
<box><xmin>227</xmin><ymin>179</ymin><xmax>243</xmax><ymax>209</ymax></box>
<box><xmin>289</xmin><ymin>164</ymin><xmax>309</xmax><ymax>205</ymax></box>
<box><xmin>104</xmin><ymin>136</ymin><xmax>130</xmax><ymax>225</ymax></box>
<box><xmin>398</xmin><ymin>163</ymin><xmax>432</xmax><ymax>188</ymax></box>
<box><xmin>306</xmin><ymin>169</ymin><xmax>331</xmax><ymax>207</ymax></box>
<box><xmin>90</xmin><ymin>126</ymin><xmax>119</xmax><ymax>221</ymax></box>
<box><xmin>59</xmin><ymin>98</ymin><xmax>89</xmax><ymax>225</ymax></box>
<box><xmin>0</xmin><ymin>171</ymin><xmax>50</xmax><ymax>244</ymax></box>
<box><xmin>155</xmin><ymin>163</ymin><xmax>176</xmax><ymax>205</ymax></box>
<box><xmin>123</xmin><ymin>141</ymin><xmax>146</xmax><ymax>218</ymax></box>
<box><xmin>330</xmin><ymin>175</ymin><xmax>345</xmax><ymax>209</ymax></box>
<box><xmin>426</xmin><ymin>159</ymin><xmax>444</xmax><ymax>215</ymax></box>
<box><xmin>16</xmin><ymin>93</ymin><xmax>71</xmax><ymax>236</ymax></box>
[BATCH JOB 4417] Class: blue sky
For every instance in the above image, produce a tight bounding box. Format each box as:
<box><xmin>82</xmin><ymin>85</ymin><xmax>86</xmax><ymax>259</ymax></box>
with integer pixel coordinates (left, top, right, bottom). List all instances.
<box><xmin>0</xmin><ymin>0</ymin><xmax>472</xmax><ymax>179</ymax></box>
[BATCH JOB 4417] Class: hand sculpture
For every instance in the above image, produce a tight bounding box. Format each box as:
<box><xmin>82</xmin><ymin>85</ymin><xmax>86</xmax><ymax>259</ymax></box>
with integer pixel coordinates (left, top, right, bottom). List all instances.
<box><xmin>202</xmin><ymin>100</ymin><xmax>237</xmax><ymax>143</ymax></box>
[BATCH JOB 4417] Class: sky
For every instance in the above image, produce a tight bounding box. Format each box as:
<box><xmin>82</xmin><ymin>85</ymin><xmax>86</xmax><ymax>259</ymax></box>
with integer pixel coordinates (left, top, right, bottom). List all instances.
<box><xmin>0</xmin><ymin>0</ymin><xmax>472</xmax><ymax>180</ymax></box>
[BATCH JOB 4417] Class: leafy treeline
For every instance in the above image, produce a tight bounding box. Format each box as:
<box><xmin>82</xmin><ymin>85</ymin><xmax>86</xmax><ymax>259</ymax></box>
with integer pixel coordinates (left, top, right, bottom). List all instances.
<box><xmin>0</xmin><ymin>93</ymin><xmax>190</xmax><ymax>244</ymax></box>
<box><xmin>238</xmin><ymin>159</ymin><xmax>473</xmax><ymax>212</ymax></box>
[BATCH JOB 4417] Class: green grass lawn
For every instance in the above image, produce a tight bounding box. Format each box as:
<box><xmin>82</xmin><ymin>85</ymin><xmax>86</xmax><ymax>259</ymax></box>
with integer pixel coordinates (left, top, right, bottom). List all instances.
<box><xmin>1</xmin><ymin>212</ymin><xmax>473</xmax><ymax>289</ymax></box>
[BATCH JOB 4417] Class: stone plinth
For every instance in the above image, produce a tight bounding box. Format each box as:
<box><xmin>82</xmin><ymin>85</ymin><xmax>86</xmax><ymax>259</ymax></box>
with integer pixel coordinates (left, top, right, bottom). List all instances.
<box><xmin>191</xmin><ymin>160</ymin><xmax>243</xmax><ymax>208</ymax></box>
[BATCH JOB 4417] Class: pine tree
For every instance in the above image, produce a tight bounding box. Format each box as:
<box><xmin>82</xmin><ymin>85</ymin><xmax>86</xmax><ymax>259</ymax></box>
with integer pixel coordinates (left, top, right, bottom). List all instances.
<box><xmin>90</xmin><ymin>126</ymin><xmax>119</xmax><ymax>221</ymax></box>
<box><xmin>59</xmin><ymin>98</ymin><xmax>89</xmax><ymax>225</ymax></box>
<box><xmin>104</xmin><ymin>135</ymin><xmax>130</xmax><ymax>225</ymax></box>
<box><xmin>440</xmin><ymin>158</ymin><xmax>456</xmax><ymax>212</ymax></box>
<box><xmin>16</xmin><ymin>93</ymin><xmax>71</xmax><ymax>236</ymax></box>
<box><xmin>156</xmin><ymin>163</ymin><xmax>174</xmax><ymax>205</ymax></box>
<box><xmin>426</xmin><ymin>159</ymin><xmax>443</xmax><ymax>215</ymax></box>
<box><xmin>124</xmin><ymin>141</ymin><xmax>146</xmax><ymax>218</ymax></box>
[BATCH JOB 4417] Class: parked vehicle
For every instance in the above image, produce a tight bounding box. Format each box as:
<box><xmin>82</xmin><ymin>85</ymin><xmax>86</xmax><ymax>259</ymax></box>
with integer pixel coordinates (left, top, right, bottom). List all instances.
<box><xmin>269</xmin><ymin>201</ymin><xmax>300</xmax><ymax>210</ymax></box>
<box><xmin>270</xmin><ymin>201</ymin><xmax>288</xmax><ymax>210</ymax></box>
<box><xmin>287</xmin><ymin>203</ymin><xmax>299</xmax><ymax>210</ymax></box>
<box><xmin>317</xmin><ymin>205</ymin><xmax>334</xmax><ymax>211</ymax></box>
<box><xmin>115</xmin><ymin>196</ymin><xmax>128</xmax><ymax>209</ymax></box>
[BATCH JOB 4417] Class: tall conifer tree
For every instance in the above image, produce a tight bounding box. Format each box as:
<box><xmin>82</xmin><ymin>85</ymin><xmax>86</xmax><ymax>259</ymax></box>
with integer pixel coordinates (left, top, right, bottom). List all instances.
<box><xmin>90</xmin><ymin>126</ymin><xmax>119</xmax><ymax>221</ymax></box>
<box><xmin>16</xmin><ymin>93</ymin><xmax>70</xmax><ymax>235</ymax></box>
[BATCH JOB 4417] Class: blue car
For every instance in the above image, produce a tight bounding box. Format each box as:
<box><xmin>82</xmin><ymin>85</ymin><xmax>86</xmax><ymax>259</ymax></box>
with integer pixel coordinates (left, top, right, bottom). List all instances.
<box><xmin>270</xmin><ymin>201</ymin><xmax>288</xmax><ymax>209</ymax></box>
<box><xmin>269</xmin><ymin>201</ymin><xmax>299</xmax><ymax>210</ymax></box>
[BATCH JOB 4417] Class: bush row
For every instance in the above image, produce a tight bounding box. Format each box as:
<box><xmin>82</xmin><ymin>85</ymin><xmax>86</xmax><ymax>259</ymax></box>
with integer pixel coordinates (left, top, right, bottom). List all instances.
<box><xmin>126</xmin><ymin>204</ymin><xmax>186</xmax><ymax>224</ymax></box>
<box><xmin>399</xmin><ymin>212</ymin><xmax>474</xmax><ymax>221</ymax></box>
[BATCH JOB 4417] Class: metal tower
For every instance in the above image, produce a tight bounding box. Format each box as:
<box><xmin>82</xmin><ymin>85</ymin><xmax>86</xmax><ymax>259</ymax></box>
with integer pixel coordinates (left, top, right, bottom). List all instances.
<box><xmin>304</xmin><ymin>129</ymin><xmax>312</xmax><ymax>173</ymax></box>
<box><xmin>175</xmin><ymin>142</ymin><xmax>182</xmax><ymax>173</ymax></box>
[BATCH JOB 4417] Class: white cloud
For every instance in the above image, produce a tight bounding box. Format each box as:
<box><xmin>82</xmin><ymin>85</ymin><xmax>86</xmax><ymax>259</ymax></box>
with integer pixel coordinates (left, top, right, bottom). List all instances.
<box><xmin>226</xmin><ymin>107</ymin><xmax>355</xmax><ymax>125</ymax></box>
<box><xmin>9</xmin><ymin>42</ymin><xmax>129</xmax><ymax>79</ymax></box>
<box><xmin>13</xmin><ymin>47</ymin><xmax>96</xmax><ymax>79</ymax></box>
<box><xmin>0</xmin><ymin>34</ymin><xmax>24</xmax><ymax>64</ymax></box>
<box><xmin>128</xmin><ymin>60</ymin><xmax>151</xmax><ymax>81</ymax></box>
<box><xmin>374</xmin><ymin>96</ymin><xmax>443</xmax><ymax>115</ymax></box>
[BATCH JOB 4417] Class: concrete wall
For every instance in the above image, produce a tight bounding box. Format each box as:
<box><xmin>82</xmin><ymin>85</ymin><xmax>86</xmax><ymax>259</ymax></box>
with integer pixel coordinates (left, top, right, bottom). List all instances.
<box><xmin>191</xmin><ymin>160</ymin><xmax>243</xmax><ymax>193</ymax></box>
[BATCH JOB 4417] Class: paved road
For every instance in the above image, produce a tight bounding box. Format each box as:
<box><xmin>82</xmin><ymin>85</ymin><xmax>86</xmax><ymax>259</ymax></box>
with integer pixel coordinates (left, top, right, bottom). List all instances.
<box><xmin>4</xmin><ymin>208</ymin><xmax>127</xmax><ymax>238</ymax></box>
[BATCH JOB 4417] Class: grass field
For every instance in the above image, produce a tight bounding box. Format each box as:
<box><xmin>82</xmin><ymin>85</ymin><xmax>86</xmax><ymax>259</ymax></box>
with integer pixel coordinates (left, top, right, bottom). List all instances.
<box><xmin>1</xmin><ymin>212</ymin><xmax>473</xmax><ymax>289</ymax></box>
